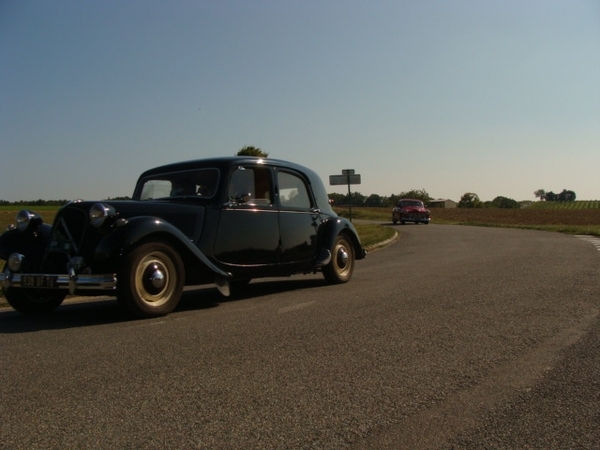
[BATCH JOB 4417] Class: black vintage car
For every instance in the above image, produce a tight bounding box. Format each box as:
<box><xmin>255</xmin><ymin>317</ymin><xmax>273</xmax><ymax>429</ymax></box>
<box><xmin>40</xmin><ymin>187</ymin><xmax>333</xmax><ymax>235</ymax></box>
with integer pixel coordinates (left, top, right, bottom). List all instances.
<box><xmin>0</xmin><ymin>157</ymin><xmax>365</xmax><ymax>318</ymax></box>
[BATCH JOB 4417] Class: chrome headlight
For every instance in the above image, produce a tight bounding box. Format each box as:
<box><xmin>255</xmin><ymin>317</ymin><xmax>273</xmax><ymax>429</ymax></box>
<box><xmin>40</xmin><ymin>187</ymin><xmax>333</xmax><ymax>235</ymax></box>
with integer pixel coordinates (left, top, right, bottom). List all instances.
<box><xmin>8</xmin><ymin>253</ymin><xmax>25</xmax><ymax>272</ymax></box>
<box><xmin>89</xmin><ymin>203</ymin><xmax>116</xmax><ymax>228</ymax></box>
<box><xmin>16</xmin><ymin>210</ymin><xmax>42</xmax><ymax>232</ymax></box>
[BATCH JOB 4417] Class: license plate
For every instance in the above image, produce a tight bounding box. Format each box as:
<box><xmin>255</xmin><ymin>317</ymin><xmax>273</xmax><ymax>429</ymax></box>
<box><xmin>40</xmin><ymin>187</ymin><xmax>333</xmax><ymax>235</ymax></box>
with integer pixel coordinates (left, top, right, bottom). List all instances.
<box><xmin>21</xmin><ymin>275</ymin><xmax>59</xmax><ymax>288</ymax></box>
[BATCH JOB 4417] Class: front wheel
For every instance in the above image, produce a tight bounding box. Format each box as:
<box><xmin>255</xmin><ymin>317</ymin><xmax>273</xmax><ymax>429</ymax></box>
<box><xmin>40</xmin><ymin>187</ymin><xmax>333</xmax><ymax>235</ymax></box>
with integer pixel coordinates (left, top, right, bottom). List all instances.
<box><xmin>322</xmin><ymin>234</ymin><xmax>355</xmax><ymax>284</ymax></box>
<box><xmin>4</xmin><ymin>288</ymin><xmax>66</xmax><ymax>315</ymax></box>
<box><xmin>117</xmin><ymin>241</ymin><xmax>184</xmax><ymax>318</ymax></box>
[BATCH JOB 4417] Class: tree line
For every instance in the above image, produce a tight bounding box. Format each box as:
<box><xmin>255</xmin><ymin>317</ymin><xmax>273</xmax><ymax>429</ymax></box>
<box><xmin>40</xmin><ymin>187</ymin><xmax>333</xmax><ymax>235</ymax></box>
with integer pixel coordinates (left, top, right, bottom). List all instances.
<box><xmin>0</xmin><ymin>199</ymin><xmax>71</xmax><ymax>206</ymax></box>
<box><xmin>329</xmin><ymin>189</ymin><xmax>432</xmax><ymax>208</ymax></box>
<box><xmin>534</xmin><ymin>189</ymin><xmax>576</xmax><ymax>202</ymax></box>
<box><xmin>331</xmin><ymin>188</ymin><xmax>578</xmax><ymax>209</ymax></box>
<box><xmin>1</xmin><ymin>143</ymin><xmax>578</xmax><ymax>210</ymax></box>
<box><xmin>0</xmin><ymin>197</ymin><xmax>131</xmax><ymax>206</ymax></box>
<box><xmin>330</xmin><ymin>191</ymin><xmax>523</xmax><ymax>209</ymax></box>
<box><xmin>0</xmin><ymin>188</ymin><xmax>578</xmax><ymax>210</ymax></box>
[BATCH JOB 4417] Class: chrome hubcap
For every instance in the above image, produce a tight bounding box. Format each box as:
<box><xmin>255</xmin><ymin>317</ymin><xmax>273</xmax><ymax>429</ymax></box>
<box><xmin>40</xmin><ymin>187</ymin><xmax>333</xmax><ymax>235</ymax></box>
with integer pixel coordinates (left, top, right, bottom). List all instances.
<box><xmin>142</xmin><ymin>261</ymin><xmax>168</xmax><ymax>296</ymax></box>
<box><xmin>336</xmin><ymin>247</ymin><xmax>349</xmax><ymax>269</ymax></box>
<box><xmin>149</xmin><ymin>265</ymin><xmax>166</xmax><ymax>289</ymax></box>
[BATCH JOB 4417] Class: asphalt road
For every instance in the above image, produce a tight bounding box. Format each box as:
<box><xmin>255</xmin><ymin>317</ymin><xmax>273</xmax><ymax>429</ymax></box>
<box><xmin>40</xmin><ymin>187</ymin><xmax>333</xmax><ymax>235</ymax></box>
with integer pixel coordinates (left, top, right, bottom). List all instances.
<box><xmin>1</xmin><ymin>224</ymin><xmax>599</xmax><ymax>449</ymax></box>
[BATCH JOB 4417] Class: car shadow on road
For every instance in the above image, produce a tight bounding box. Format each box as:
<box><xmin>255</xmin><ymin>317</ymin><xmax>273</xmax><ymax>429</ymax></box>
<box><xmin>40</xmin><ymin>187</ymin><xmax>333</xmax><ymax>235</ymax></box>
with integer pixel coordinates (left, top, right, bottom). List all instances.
<box><xmin>176</xmin><ymin>276</ymin><xmax>328</xmax><ymax>311</ymax></box>
<box><xmin>0</xmin><ymin>298</ymin><xmax>129</xmax><ymax>333</ymax></box>
<box><xmin>0</xmin><ymin>277</ymin><xmax>328</xmax><ymax>333</ymax></box>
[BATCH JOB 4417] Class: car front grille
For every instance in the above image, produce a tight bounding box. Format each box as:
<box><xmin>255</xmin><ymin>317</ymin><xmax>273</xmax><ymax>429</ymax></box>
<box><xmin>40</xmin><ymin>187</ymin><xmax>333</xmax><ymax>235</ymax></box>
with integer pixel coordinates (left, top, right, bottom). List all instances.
<box><xmin>48</xmin><ymin>206</ymin><xmax>88</xmax><ymax>256</ymax></box>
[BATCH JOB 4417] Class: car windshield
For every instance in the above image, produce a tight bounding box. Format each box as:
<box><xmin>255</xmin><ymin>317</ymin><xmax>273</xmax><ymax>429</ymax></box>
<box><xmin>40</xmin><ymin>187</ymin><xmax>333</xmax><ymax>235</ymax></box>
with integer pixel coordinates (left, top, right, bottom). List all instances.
<box><xmin>399</xmin><ymin>200</ymin><xmax>424</xmax><ymax>207</ymax></box>
<box><xmin>137</xmin><ymin>168</ymin><xmax>219</xmax><ymax>200</ymax></box>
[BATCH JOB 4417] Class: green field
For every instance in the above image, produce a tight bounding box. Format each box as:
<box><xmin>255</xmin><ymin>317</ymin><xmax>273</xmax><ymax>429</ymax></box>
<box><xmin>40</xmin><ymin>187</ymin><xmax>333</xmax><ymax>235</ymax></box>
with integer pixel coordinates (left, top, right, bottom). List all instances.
<box><xmin>0</xmin><ymin>209</ymin><xmax>58</xmax><ymax>232</ymax></box>
<box><xmin>527</xmin><ymin>200</ymin><xmax>600</xmax><ymax>210</ymax></box>
<box><xmin>334</xmin><ymin>201</ymin><xmax>600</xmax><ymax>237</ymax></box>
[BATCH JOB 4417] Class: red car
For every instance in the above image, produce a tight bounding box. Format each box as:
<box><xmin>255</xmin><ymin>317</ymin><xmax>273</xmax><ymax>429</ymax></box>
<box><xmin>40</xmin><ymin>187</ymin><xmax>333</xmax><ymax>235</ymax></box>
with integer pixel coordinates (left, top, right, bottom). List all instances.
<box><xmin>392</xmin><ymin>199</ymin><xmax>431</xmax><ymax>225</ymax></box>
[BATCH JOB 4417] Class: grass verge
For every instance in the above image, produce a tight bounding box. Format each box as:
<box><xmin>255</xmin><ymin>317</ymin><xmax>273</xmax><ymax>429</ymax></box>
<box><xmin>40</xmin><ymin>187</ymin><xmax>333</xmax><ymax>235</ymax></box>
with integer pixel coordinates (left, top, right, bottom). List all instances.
<box><xmin>355</xmin><ymin>224</ymin><xmax>397</xmax><ymax>251</ymax></box>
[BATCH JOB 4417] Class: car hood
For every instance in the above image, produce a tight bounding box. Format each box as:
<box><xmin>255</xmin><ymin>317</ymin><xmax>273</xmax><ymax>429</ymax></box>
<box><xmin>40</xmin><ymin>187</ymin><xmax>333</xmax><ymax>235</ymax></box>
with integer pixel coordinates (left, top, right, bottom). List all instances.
<box><xmin>396</xmin><ymin>205</ymin><xmax>429</xmax><ymax>213</ymax></box>
<box><xmin>61</xmin><ymin>199</ymin><xmax>204</xmax><ymax>216</ymax></box>
<box><xmin>57</xmin><ymin>199</ymin><xmax>206</xmax><ymax>239</ymax></box>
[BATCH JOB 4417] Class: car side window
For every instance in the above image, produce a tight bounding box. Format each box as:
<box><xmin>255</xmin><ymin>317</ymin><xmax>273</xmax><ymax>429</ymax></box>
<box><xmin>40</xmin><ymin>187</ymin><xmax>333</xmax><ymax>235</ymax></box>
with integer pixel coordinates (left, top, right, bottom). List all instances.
<box><xmin>228</xmin><ymin>167</ymin><xmax>273</xmax><ymax>205</ymax></box>
<box><xmin>278</xmin><ymin>171</ymin><xmax>311</xmax><ymax>210</ymax></box>
<box><xmin>138</xmin><ymin>169</ymin><xmax>218</xmax><ymax>200</ymax></box>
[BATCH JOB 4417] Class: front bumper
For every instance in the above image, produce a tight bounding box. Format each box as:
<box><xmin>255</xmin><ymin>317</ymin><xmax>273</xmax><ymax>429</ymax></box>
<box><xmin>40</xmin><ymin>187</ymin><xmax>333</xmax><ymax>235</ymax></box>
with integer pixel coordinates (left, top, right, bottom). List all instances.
<box><xmin>403</xmin><ymin>216</ymin><xmax>430</xmax><ymax>222</ymax></box>
<box><xmin>2</xmin><ymin>270</ymin><xmax>116</xmax><ymax>294</ymax></box>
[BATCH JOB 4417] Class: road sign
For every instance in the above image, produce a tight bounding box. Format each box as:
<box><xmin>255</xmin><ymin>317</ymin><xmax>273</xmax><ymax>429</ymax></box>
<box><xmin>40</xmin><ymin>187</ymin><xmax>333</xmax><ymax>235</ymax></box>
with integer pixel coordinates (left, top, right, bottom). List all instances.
<box><xmin>329</xmin><ymin>174</ymin><xmax>361</xmax><ymax>185</ymax></box>
<box><xmin>329</xmin><ymin>169</ymin><xmax>362</xmax><ymax>222</ymax></box>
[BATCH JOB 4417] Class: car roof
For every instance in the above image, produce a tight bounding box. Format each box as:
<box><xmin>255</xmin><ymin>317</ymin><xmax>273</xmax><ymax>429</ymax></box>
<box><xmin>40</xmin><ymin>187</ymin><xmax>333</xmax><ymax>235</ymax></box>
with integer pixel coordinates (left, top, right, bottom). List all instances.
<box><xmin>136</xmin><ymin>157</ymin><xmax>332</xmax><ymax>210</ymax></box>
<box><xmin>139</xmin><ymin>157</ymin><xmax>311</xmax><ymax>178</ymax></box>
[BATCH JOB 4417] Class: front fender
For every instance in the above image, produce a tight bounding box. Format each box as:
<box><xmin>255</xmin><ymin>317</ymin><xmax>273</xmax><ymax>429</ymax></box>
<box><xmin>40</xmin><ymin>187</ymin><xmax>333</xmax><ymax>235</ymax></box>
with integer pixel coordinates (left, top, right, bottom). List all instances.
<box><xmin>319</xmin><ymin>218</ymin><xmax>366</xmax><ymax>260</ymax></box>
<box><xmin>93</xmin><ymin>216</ymin><xmax>231</xmax><ymax>278</ymax></box>
<box><xmin>0</xmin><ymin>224</ymin><xmax>53</xmax><ymax>270</ymax></box>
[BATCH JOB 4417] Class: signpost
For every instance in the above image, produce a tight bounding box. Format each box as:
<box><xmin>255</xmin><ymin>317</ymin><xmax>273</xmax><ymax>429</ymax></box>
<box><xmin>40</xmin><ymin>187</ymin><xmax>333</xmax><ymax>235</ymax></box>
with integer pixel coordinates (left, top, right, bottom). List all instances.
<box><xmin>329</xmin><ymin>169</ymin><xmax>361</xmax><ymax>221</ymax></box>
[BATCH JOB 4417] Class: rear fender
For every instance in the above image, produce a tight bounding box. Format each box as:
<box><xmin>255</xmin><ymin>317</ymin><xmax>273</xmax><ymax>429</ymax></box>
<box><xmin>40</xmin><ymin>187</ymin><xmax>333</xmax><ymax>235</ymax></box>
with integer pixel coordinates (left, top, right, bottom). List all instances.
<box><xmin>319</xmin><ymin>218</ymin><xmax>366</xmax><ymax>260</ymax></box>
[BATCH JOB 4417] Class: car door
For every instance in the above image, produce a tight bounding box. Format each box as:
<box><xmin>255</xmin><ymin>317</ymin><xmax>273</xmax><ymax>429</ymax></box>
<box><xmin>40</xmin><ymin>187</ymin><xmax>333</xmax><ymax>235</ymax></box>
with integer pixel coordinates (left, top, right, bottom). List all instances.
<box><xmin>276</xmin><ymin>169</ymin><xmax>320</xmax><ymax>264</ymax></box>
<box><xmin>213</xmin><ymin>165</ymin><xmax>280</xmax><ymax>266</ymax></box>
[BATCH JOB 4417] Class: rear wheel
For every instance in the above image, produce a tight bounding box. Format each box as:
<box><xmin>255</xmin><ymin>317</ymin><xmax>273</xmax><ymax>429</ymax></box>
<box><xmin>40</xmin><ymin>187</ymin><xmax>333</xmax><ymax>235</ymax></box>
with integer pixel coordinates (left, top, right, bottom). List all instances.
<box><xmin>4</xmin><ymin>288</ymin><xmax>66</xmax><ymax>315</ymax></box>
<box><xmin>322</xmin><ymin>234</ymin><xmax>355</xmax><ymax>284</ymax></box>
<box><xmin>117</xmin><ymin>241</ymin><xmax>184</xmax><ymax>318</ymax></box>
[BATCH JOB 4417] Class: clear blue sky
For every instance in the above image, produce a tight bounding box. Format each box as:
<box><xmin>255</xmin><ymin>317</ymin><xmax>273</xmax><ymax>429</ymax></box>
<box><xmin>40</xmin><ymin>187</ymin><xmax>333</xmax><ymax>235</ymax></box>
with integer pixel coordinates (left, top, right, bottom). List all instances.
<box><xmin>1</xmin><ymin>0</ymin><xmax>599</xmax><ymax>202</ymax></box>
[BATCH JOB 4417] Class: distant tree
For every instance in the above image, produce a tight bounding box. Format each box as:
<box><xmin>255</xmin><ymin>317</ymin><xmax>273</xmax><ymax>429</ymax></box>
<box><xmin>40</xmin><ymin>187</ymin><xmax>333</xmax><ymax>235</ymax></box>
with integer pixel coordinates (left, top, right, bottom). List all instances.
<box><xmin>386</xmin><ymin>194</ymin><xmax>401</xmax><ymax>207</ymax></box>
<box><xmin>458</xmin><ymin>192</ymin><xmax>482</xmax><ymax>208</ymax></box>
<box><xmin>237</xmin><ymin>145</ymin><xmax>268</xmax><ymax>157</ymax></box>
<box><xmin>8</xmin><ymin>199</ymin><xmax>69</xmax><ymax>206</ymax></box>
<box><xmin>534</xmin><ymin>189</ymin><xmax>546</xmax><ymax>200</ymax></box>
<box><xmin>364</xmin><ymin>194</ymin><xmax>384</xmax><ymax>207</ymax></box>
<box><xmin>328</xmin><ymin>193</ymin><xmax>347</xmax><ymax>205</ymax></box>
<box><xmin>534</xmin><ymin>188</ymin><xmax>576</xmax><ymax>202</ymax></box>
<box><xmin>491</xmin><ymin>196</ymin><xmax>519</xmax><ymax>209</ymax></box>
<box><xmin>347</xmin><ymin>192</ymin><xmax>366</xmax><ymax>206</ymax></box>
<box><xmin>397</xmin><ymin>189</ymin><xmax>432</xmax><ymax>203</ymax></box>
<box><xmin>327</xmin><ymin>192</ymin><xmax>366</xmax><ymax>206</ymax></box>
<box><xmin>557</xmin><ymin>189</ymin><xmax>576</xmax><ymax>202</ymax></box>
